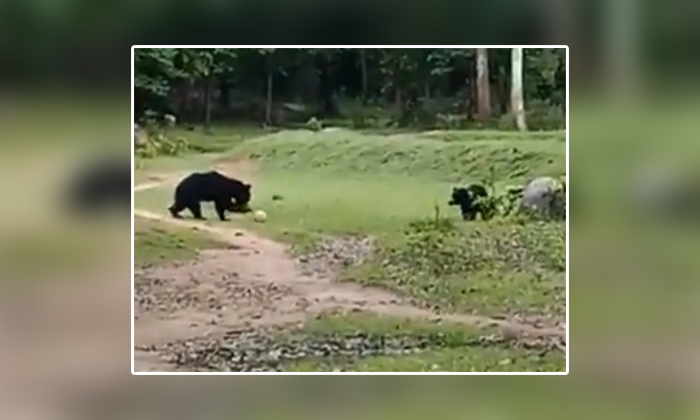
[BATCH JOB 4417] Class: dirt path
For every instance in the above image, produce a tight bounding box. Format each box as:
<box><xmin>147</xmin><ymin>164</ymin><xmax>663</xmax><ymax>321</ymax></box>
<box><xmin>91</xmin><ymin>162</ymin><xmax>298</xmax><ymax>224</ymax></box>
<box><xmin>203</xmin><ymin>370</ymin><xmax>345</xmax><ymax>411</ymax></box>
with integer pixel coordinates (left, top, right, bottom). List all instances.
<box><xmin>133</xmin><ymin>179</ymin><xmax>566</xmax><ymax>372</ymax></box>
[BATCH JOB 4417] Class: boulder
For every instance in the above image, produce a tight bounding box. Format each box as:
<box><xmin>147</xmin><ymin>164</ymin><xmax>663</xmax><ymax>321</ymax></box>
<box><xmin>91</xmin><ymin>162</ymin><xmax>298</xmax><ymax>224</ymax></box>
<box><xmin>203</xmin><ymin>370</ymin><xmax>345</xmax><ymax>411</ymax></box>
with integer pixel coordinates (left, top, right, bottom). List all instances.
<box><xmin>133</xmin><ymin>123</ymin><xmax>148</xmax><ymax>149</ymax></box>
<box><xmin>521</xmin><ymin>176</ymin><xmax>566</xmax><ymax>220</ymax></box>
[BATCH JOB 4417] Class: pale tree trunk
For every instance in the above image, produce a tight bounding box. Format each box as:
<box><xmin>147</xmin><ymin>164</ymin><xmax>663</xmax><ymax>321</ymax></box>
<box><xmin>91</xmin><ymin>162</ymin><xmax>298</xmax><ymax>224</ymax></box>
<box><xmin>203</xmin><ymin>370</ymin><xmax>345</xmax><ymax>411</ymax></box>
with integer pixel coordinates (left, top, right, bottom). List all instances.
<box><xmin>511</xmin><ymin>48</ymin><xmax>527</xmax><ymax>131</ymax></box>
<box><xmin>360</xmin><ymin>49</ymin><xmax>368</xmax><ymax>104</ymax></box>
<box><xmin>265</xmin><ymin>71</ymin><xmax>273</xmax><ymax>126</ymax></box>
<box><xmin>475</xmin><ymin>48</ymin><xmax>491</xmax><ymax>120</ymax></box>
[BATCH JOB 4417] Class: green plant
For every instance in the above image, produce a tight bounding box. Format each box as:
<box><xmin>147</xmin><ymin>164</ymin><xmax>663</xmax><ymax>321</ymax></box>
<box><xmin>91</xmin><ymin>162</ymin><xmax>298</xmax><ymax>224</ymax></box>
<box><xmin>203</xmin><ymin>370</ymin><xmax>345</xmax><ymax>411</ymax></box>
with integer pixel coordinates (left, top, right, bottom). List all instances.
<box><xmin>526</xmin><ymin>99</ymin><xmax>565</xmax><ymax>131</ymax></box>
<box><xmin>135</xmin><ymin>113</ymin><xmax>190</xmax><ymax>159</ymax></box>
<box><xmin>348</xmin><ymin>107</ymin><xmax>380</xmax><ymax>129</ymax></box>
<box><xmin>436</xmin><ymin>113</ymin><xmax>468</xmax><ymax>130</ymax></box>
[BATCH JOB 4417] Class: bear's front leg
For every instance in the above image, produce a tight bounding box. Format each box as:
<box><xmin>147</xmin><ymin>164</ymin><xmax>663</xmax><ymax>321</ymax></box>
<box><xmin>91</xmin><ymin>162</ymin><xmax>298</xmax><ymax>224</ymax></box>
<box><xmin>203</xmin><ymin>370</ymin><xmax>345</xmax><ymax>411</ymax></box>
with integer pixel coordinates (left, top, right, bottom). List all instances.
<box><xmin>188</xmin><ymin>203</ymin><xmax>206</xmax><ymax>220</ymax></box>
<box><xmin>168</xmin><ymin>204</ymin><xmax>184</xmax><ymax>219</ymax></box>
<box><xmin>214</xmin><ymin>200</ymin><xmax>229</xmax><ymax>221</ymax></box>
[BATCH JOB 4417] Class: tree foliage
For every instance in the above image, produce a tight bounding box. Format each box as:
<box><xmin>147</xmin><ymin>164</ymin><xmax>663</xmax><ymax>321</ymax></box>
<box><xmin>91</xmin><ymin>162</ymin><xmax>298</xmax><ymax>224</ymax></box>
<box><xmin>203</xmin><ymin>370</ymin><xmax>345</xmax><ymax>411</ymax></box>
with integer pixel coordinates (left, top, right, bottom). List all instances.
<box><xmin>134</xmin><ymin>48</ymin><xmax>566</xmax><ymax>130</ymax></box>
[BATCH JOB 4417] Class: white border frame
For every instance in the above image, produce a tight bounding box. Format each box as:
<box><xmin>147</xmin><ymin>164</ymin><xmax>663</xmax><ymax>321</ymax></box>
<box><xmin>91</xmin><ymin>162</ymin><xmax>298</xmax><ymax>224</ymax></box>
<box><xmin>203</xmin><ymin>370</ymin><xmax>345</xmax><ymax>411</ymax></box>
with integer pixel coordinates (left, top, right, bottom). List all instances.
<box><xmin>131</xmin><ymin>45</ymin><xmax>569</xmax><ymax>376</ymax></box>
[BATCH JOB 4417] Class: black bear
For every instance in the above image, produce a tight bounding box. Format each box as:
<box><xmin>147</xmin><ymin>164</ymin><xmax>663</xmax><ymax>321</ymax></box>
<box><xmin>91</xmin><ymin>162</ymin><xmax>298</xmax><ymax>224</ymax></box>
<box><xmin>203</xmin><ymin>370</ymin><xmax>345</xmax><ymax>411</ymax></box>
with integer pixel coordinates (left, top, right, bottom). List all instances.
<box><xmin>448</xmin><ymin>183</ymin><xmax>489</xmax><ymax>220</ymax></box>
<box><xmin>64</xmin><ymin>156</ymin><xmax>131</xmax><ymax>216</ymax></box>
<box><xmin>168</xmin><ymin>171</ymin><xmax>252</xmax><ymax>221</ymax></box>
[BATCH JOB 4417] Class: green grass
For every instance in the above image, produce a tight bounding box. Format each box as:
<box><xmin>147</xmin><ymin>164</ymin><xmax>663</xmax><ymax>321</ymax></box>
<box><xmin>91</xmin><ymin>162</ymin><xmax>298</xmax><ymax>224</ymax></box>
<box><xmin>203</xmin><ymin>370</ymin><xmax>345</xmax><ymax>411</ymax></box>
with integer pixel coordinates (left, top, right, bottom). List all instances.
<box><xmin>134</xmin><ymin>125</ymin><xmax>267</xmax><ymax>182</ymax></box>
<box><xmin>136</xmin><ymin>128</ymin><xmax>565</xmax><ymax>239</ymax></box>
<box><xmin>286</xmin><ymin>347</ymin><xmax>562</xmax><ymax>372</ymax></box>
<box><xmin>280</xmin><ymin>312</ymin><xmax>564</xmax><ymax>372</ymax></box>
<box><xmin>133</xmin><ymin>218</ymin><xmax>227</xmax><ymax>267</ymax></box>
<box><xmin>168</xmin><ymin>125</ymin><xmax>267</xmax><ymax>153</ymax></box>
<box><xmin>231</xmin><ymin>129</ymin><xmax>565</xmax><ymax>184</ymax></box>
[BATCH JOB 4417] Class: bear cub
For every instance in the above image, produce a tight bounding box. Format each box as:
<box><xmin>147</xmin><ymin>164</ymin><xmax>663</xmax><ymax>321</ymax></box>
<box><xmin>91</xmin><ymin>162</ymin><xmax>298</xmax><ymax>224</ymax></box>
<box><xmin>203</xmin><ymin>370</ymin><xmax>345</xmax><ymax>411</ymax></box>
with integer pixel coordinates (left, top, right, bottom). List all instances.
<box><xmin>169</xmin><ymin>171</ymin><xmax>252</xmax><ymax>221</ymax></box>
<box><xmin>448</xmin><ymin>183</ymin><xmax>489</xmax><ymax>220</ymax></box>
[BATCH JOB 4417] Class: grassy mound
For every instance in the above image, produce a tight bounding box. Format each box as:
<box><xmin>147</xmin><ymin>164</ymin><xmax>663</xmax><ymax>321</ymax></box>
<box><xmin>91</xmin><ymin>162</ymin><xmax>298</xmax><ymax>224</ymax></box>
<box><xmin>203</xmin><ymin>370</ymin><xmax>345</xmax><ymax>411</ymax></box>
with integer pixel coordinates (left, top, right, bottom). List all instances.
<box><xmin>233</xmin><ymin>129</ymin><xmax>565</xmax><ymax>184</ymax></box>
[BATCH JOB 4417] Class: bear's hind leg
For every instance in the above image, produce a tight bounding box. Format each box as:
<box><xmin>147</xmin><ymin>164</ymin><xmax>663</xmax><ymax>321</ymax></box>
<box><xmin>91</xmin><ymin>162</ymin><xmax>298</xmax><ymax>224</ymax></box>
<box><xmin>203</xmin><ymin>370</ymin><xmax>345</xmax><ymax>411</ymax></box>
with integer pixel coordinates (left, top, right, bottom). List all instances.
<box><xmin>187</xmin><ymin>202</ymin><xmax>205</xmax><ymax>220</ymax></box>
<box><xmin>460</xmin><ymin>206</ymin><xmax>476</xmax><ymax>220</ymax></box>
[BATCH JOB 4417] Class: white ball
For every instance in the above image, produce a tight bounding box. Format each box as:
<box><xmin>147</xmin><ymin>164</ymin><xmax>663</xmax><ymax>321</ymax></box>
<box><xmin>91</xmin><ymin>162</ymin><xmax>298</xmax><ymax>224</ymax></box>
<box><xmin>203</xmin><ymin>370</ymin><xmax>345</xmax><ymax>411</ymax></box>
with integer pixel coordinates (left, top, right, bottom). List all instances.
<box><xmin>253</xmin><ymin>210</ymin><xmax>267</xmax><ymax>223</ymax></box>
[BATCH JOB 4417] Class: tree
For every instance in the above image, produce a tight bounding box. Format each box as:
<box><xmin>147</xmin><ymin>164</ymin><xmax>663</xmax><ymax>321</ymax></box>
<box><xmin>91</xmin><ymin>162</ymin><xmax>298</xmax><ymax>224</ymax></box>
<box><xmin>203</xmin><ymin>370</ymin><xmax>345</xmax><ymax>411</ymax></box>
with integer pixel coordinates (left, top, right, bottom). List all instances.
<box><xmin>133</xmin><ymin>48</ymin><xmax>183</xmax><ymax>120</ymax></box>
<box><xmin>132</xmin><ymin>47</ymin><xmax>565</xmax><ymax>130</ymax></box>
<box><xmin>359</xmin><ymin>48</ymin><xmax>368</xmax><ymax>104</ymax></box>
<box><xmin>475</xmin><ymin>48</ymin><xmax>492</xmax><ymax>121</ymax></box>
<box><xmin>511</xmin><ymin>48</ymin><xmax>527</xmax><ymax>131</ymax></box>
<box><xmin>257</xmin><ymin>48</ymin><xmax>282</xmax><ymax>126</ymax></box>
<box><xmin>312</xmin><ymin>48</ymin><xmax>342</xmax><ymax>118</ymax></box>
<box><xmin>174</xmin><ymin>49</ymin><xmax>238</xmax><ymax>130</ymax></box>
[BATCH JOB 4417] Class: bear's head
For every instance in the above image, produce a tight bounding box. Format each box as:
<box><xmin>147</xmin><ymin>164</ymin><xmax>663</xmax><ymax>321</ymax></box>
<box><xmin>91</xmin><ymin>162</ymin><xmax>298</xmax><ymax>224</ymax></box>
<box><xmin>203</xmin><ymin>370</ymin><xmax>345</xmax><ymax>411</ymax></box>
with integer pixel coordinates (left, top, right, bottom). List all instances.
<box><xmin>238</xmin><ymin>183</ymin><xmax>252</xmax><ymax>205</ymax></box>
<box><xmin>448</xmin><ymin>187</ymin><xmax>472</xmax><ymax>207</ymax></box>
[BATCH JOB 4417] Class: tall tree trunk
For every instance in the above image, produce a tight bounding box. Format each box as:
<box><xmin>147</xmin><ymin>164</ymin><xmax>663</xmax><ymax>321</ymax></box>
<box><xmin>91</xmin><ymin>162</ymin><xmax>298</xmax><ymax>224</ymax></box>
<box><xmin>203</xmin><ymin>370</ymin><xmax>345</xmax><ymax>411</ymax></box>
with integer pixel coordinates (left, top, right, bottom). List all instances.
<box><xmin>319</xmin><ymin>55</ymin><xmax>340</xmax><ymax>117</ymax></box>
<box><xmin>265</xmin><ymin>71</ymin><xmax>273</xmax><ymax>126</ymax></box>
<box><xmin>360</xmin><ymin>49</ymin><xmax>368</xmax><ymax>104</ymax></box>
<box><xmin>468</xmin><ymin>74</ymin><xmax>478</xmax><ymax>121</ymax></box>
<box><xmin>394</xmin><ymin>87</ymin><xmax>403</xmax><ymax>114</ymax></box>
<box><xmin>475</xmin><ymin>48</ymin><xmax>492</xmax><ymax>120</ymax></box>
<box><xmin>511</xmin><ymin>48</ymin><xmax>527</xmax><ymax>131</ymax></box>
<box><xmin>178</xmin><ymin>80</ymin><xmax>193</xmax><ymax>123</ymax></box>
<box><xmin>176</xmin><ymin>82</ymin><xmax>187</xmax><ymax>123</ymax></box>
<box><xmin>497</xmin><ymin>66</ymin><xmax>509</xmax><ymax>115</ymax></box>
<box><xmin>204</xmin><ymin>76</ymin><xmax>212</xmax><ymax>132</ymax></box>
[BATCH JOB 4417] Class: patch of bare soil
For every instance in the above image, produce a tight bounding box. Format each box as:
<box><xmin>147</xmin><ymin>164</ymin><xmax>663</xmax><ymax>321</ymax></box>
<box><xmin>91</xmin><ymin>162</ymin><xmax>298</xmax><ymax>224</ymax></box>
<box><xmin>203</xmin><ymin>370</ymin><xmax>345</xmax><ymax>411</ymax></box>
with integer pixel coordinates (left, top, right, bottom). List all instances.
<box><xmin>157</xmin><ymin>326</ymin><xmax>564</xmax><ymax>372</ymax></box>
<box><xmin>133</xmin><ymin>180</ymin><xmax>566</xmax><ymax>372</ymax></box>
<box><xmin>297</xmin><ymin>235</ymin><xmax>377</xmax><ymax>277</ymax></box>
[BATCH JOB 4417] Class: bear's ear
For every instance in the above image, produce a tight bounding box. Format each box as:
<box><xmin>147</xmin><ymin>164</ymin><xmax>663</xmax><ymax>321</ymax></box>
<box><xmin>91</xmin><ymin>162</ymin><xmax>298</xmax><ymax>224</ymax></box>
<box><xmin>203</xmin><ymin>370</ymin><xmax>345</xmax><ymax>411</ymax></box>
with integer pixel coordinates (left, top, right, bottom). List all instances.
<box><xmin>244</xmin><ymin>183</ymin><xmax>251</xmax><ymax>190</ymax></box>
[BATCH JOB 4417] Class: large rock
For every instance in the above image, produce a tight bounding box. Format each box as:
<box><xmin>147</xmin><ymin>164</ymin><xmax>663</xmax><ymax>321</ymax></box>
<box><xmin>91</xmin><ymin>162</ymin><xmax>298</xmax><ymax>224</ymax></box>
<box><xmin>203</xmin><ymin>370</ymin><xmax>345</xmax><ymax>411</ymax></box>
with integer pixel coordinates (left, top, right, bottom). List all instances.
<box><xmin>133</xmin><ymin>123</ymin><xmax>148</xmax><ymax>149</ymax></box>
<box><xmin>521</xmin><ymin>176</ymin><xmax>566</xmax><ymax>220</ymax></box>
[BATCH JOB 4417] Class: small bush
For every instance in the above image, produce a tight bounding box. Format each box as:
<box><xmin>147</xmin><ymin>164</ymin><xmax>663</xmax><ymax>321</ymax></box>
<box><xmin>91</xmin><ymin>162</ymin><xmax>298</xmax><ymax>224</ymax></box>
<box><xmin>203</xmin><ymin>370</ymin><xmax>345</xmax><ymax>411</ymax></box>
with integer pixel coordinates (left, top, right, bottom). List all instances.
<box><xmin>497</xmin><ymin>113</ymin><xmax>516</xmax><ymax>131</ymax></box>
<box><xmin>495</xmin><ymin>102</ymin><xmax>565</xmax><ymax>132</ymax></box>
<box><xmin>382</xmin><ymin>213</ymin><xmax>565</xmax><ymax>282</ymax></box>
<box><xmin>306</xmin><ymin>117</ymin><xmax>323</xmax><ymax>132</ymax></box>
<box><xmin>436</xmin><ymin>113</ymin><xmax>469</xmax><ymax>130</ymax></box>
<box><xmin>347</xmin><ymin>107</ymin><xmax>381</xmax><ymax>129</ymax></box>
<box><xmin>525</xmin><ymin>100</ymin><xmax>565</xmax><ymax>131</ymax></box>
<box><xmin>135</xmin><ymin>111</ymin><xmax>190</xmax><ymax>159</ymax></box>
